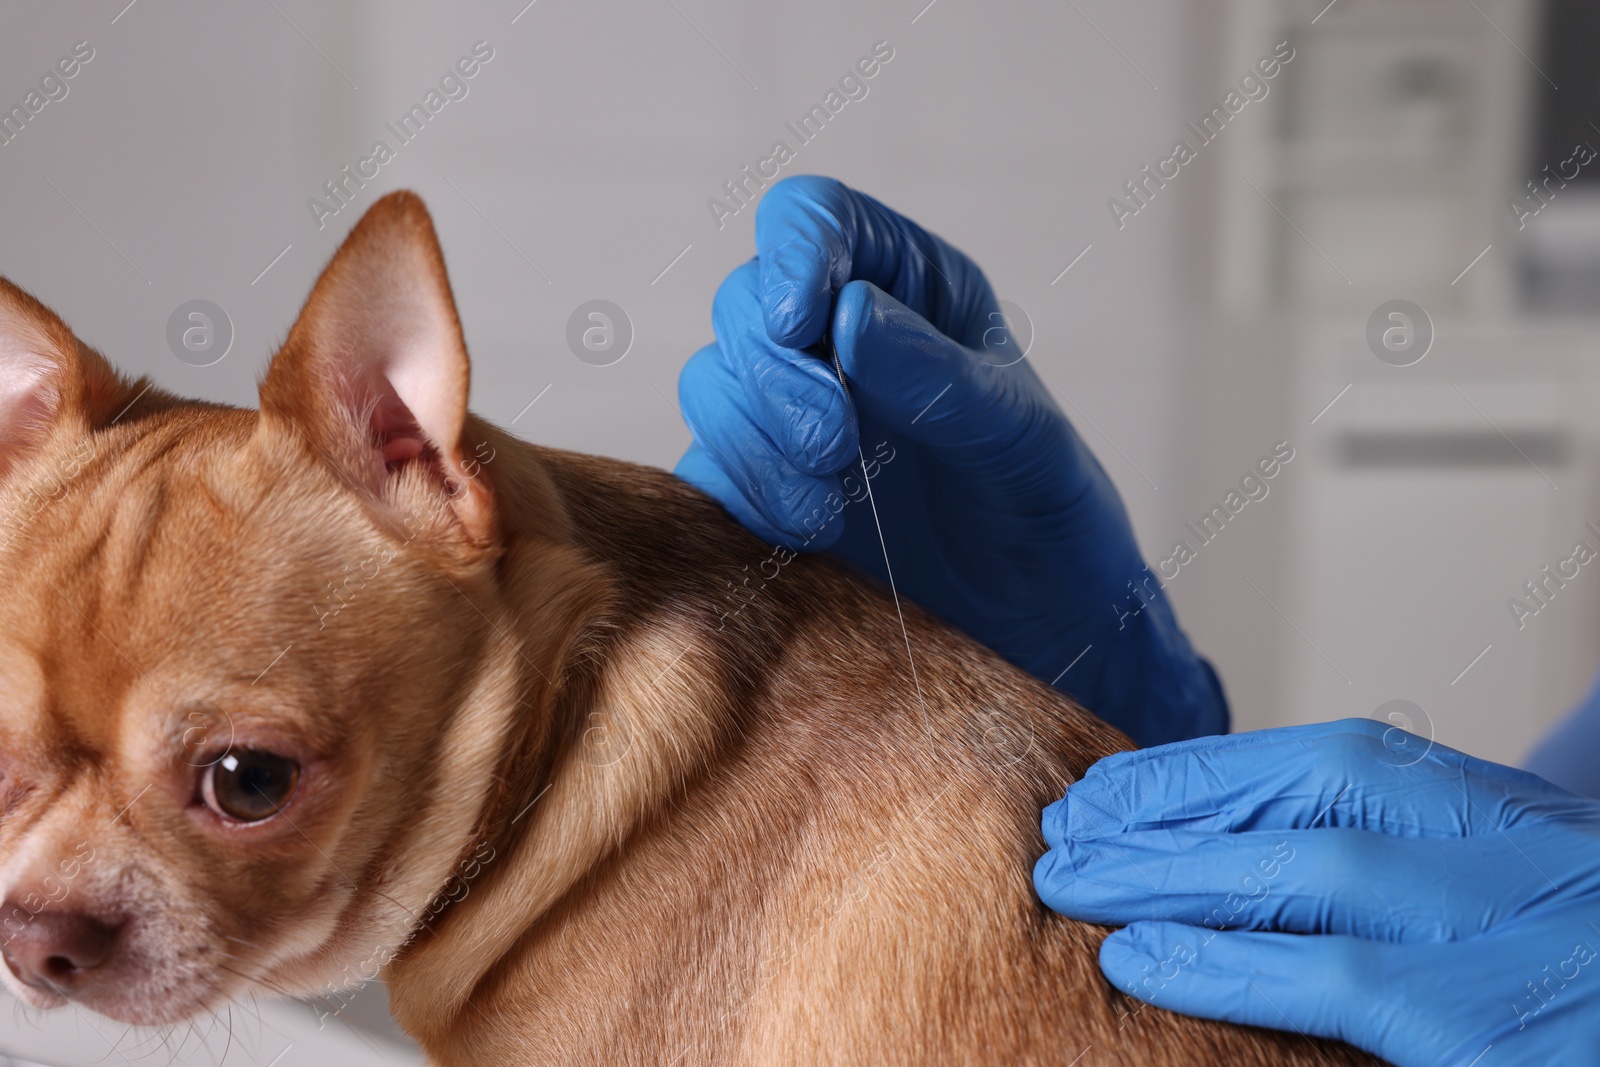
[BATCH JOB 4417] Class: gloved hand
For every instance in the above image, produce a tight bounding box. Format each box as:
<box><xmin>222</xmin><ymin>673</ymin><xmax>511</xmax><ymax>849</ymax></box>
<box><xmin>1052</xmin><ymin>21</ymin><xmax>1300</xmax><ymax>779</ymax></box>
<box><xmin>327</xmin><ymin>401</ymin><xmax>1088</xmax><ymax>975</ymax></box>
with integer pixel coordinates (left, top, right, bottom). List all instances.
<box><xmin>1034</xmin><ymin>717</ymin><xmax>1600</xmax><ymax>1067</ymax></box>
<box><xmin>675</xmin><ymin>175</ymin><xmax>1225</xmax><ymax>746</ymax></box>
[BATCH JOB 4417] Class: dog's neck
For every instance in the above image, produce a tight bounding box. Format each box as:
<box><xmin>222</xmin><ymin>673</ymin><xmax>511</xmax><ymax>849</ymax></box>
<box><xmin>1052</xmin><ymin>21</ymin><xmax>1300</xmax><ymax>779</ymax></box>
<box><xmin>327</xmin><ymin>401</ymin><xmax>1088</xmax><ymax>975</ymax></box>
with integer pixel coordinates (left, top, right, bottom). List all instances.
<box><xmin>377</xmin><ymin>424</ymin><xmax>746</xmax><ymax>1047</ymax></box>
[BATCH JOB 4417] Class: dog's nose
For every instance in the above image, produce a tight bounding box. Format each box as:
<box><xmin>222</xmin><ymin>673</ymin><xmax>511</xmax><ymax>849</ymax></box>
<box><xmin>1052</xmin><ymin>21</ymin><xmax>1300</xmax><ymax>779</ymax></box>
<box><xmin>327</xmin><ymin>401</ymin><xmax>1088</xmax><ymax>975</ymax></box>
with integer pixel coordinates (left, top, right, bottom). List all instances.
<box><xmin>0</xmin><ymin>908</ymin><xmax>119</xmax><ymax>992</ymax></box>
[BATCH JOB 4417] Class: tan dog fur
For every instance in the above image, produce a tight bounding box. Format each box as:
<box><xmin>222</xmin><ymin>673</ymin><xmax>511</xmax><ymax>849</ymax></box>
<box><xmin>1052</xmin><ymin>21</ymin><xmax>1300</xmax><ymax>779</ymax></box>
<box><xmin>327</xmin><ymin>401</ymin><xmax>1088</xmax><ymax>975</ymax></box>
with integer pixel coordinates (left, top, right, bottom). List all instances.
<box><xmin>0</xmin><ymin>193</ymin><xmax>1379</xmax><ymax>1065</ymax></box>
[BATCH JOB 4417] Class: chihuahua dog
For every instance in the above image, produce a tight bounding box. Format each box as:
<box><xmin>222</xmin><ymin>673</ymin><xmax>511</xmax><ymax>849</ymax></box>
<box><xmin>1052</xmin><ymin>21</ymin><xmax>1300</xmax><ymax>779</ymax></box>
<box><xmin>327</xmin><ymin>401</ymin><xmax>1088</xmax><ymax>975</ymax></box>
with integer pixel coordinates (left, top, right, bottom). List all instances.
<box><xmin>0</xmin><ymin>193</ymin><xmax>1377</xmax><ymax>1065</ymax></box>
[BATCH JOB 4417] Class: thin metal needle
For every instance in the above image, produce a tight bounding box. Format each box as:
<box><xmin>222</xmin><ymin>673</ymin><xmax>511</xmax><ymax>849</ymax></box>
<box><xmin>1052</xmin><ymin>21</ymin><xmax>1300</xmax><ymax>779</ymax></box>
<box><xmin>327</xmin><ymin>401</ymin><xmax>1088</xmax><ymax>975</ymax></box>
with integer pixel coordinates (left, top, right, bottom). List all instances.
<box><xmin>821</xmin><ymin>336</ymin><xmax>937</xmax><ymax>753</ymax></box>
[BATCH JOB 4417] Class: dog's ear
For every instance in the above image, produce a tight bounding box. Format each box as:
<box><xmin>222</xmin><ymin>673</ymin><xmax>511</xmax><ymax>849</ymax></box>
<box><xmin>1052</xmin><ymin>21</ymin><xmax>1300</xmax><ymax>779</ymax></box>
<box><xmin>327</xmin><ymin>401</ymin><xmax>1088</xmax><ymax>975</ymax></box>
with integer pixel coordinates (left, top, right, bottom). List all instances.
<box><xmin>258</xmin><ymin>190</ymin><xmax>494</xmax><ymax>546</ymax></box>
<box><xmin>0</xmin><ymin>278</ymin><xmax>136</xmax><ymax>479</ymax></box>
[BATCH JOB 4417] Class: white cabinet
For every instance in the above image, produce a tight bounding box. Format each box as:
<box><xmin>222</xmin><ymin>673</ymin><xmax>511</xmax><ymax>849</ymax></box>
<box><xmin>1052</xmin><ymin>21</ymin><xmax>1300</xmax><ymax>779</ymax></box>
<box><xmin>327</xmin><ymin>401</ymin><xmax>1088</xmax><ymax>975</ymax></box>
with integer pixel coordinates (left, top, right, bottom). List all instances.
<box><xmin>1279</xmin><ymin>325</ymin><xmax>1600</xmax><ymax>763</ymax></box>
<box><xmin>1185</xmin><ymin>0</ymin><xmax>1600</xmax><ymax>765</ymax></box>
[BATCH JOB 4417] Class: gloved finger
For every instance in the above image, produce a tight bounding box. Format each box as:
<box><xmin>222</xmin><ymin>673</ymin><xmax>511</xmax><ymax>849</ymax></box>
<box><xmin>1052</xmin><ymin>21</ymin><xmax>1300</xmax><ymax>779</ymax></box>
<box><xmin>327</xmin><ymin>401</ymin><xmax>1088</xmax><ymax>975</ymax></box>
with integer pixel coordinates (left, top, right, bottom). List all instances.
<box><xmin>831</xmin><ymin>279</ymin><xmax>1069</xmax><ymax>473</ymax></box>
<box><xmin>677</xmin><ymin>343</ymin><xmax>846</xmax><ymax>550</ymax></box>
<box><xmin>710</xmin><ymin>259</ymin><xmax>858</xmax><ymax>476</ymax></box>
<box><xmin>1037</xmin><ymin>826</ymin><xmax>1534</xmax><ymax>941</ymax></box>
<box><xmin>753</xmin><ymin>175</ymin><xmax>994</xmax><ymax>350</ymax></box>
<box><xmin>1098</xmin><ymin>923</ymin><xmax>1430</xmax><ymax>1062</ymax></box>
<box><xmin>1056</xmin><ymin>718</ymin><xmax>1547</xmax><ymax>842</ymax></box>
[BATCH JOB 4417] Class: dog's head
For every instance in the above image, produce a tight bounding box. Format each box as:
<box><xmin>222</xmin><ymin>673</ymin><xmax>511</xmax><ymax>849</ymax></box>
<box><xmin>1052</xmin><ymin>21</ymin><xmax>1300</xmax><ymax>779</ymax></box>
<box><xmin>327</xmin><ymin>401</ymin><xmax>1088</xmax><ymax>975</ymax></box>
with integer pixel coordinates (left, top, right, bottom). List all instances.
<box><xmin>0</xmin><ymin>193</ymin><xmax>526</xmax><ymax>1024</ymax></box>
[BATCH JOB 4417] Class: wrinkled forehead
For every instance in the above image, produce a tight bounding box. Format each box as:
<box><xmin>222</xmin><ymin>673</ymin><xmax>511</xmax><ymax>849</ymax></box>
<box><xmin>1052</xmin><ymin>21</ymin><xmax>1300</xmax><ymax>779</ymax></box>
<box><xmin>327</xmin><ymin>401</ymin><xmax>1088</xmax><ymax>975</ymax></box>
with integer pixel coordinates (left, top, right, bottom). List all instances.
<box><xmin>0</xmin><ymin>407</ymin><xmax>373</xmax><ymax>759</ymax></box>
<box><xmin>0</xmin><ymin>407</ymin><xmax>257</xmax><ymax>627</ymax></box>
<box><xmin>0</xmin><ymin>403</ymin><xmax>250</xmax><ymax>535</ymax></box>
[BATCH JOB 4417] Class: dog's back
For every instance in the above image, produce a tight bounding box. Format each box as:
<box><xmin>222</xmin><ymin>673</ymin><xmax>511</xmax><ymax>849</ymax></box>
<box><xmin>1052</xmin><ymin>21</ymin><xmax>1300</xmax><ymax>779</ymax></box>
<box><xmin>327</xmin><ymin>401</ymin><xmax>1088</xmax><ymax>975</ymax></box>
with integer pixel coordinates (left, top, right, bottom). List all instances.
<box><xmin>394</xmin><ymin>443</ymin><xmax>1378</xmax><ymax>1067</ymax></box>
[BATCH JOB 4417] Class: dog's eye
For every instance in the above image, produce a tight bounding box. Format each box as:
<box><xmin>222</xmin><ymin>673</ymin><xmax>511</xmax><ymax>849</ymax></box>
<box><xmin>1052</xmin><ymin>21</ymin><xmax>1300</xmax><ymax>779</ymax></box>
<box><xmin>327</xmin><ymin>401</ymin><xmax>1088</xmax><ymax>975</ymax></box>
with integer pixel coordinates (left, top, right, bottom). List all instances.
<box><xmin>204</xmin><ymin>750</ymin><xmax>300</xmax><ymax>823</ymax></box>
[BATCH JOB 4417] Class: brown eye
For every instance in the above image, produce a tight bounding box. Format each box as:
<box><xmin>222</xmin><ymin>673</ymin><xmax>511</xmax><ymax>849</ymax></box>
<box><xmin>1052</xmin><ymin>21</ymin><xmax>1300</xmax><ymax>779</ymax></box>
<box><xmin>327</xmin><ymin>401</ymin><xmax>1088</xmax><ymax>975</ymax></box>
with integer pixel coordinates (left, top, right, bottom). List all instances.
<box><xmin>204</xmin><ymin>750</ymin><xmax>300</xmax><ymax>822</ymax></box>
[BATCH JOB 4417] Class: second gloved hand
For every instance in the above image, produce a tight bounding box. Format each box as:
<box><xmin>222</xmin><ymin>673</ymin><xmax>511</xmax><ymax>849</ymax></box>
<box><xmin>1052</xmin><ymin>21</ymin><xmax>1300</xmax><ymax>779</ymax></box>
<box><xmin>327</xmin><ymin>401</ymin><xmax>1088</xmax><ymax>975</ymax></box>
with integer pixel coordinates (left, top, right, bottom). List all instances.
<box><xmin>1035</xmin><ymin>718</ymin><xmax>1600</xmax><ymax>1067</ymax></box>
<box><xmin>675</xmin><ymin>175</ymin><xmax>1224</xmax><ymax>745</ymax></box>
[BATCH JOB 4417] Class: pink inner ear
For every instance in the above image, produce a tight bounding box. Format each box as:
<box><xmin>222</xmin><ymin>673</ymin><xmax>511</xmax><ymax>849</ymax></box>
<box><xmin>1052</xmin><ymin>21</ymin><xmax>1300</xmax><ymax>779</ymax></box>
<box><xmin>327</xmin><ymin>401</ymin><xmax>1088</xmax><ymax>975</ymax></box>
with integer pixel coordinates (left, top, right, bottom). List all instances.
<box><xmin>263</xmin><ymin>194</ymin><xmax>473</xmax><ymax>492</ymax></box>
<box><xmin>382</xmin><ymin>436</ymin><xmax>426</xmax><ymax>466</ymax></box>
<box><xmin>384</xmin><ymin>337</ymin><xmax>463</xmax><ymax>468</ymax></box>
<box><xmin>0</xmin><ymin>335</ymin><xmax>60</xmax><ymax>452</ymax></box>
<box><xmin>370</xmin><ymin>389</ymin><xmax>431</xmax><ymax>469</ymax></box>
<box><xmin>312</xmin><ymin>261</ymin><xmax>466</xmax><ymax>480</ymax></box>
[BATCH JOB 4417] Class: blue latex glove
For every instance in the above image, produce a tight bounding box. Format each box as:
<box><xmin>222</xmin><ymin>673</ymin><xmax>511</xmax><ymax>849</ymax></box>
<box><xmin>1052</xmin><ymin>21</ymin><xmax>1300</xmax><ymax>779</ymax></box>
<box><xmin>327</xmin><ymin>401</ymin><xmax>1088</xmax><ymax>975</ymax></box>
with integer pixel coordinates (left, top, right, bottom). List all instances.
<box><xmin>1525</xmin><ymin>661</ymin><xmax>1600</xmax><ymax>799</ymax></box>
<box><xmin>674</xmin><ymin>175</ymin><xmax>1225</xmax><ymax>746</ymax></box>
<box><xmin>1035</xmin><ymin>718</ymin><xmax>1600</xmax><ymax>1067</ymax></box>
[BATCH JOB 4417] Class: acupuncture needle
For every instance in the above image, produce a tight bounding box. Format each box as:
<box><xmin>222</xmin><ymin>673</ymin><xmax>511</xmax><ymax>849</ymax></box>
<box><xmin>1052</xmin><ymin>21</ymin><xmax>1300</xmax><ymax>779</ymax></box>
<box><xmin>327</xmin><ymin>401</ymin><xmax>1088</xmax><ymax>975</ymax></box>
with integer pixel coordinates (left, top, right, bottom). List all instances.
<box><xmin>817</xmin><ymin>331</ymin><xmax>936</xmax><ymax>753</ymax></box>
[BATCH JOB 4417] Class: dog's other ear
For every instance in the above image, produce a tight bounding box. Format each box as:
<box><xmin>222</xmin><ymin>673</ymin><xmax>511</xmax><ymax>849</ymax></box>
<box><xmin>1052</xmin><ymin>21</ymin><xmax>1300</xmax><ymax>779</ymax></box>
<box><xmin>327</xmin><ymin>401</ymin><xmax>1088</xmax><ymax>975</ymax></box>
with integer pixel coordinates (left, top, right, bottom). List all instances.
<box><xmin>258</xmin><ymin>190</ymin><xmax>494</xmax><ymax>546</ymax></box>
<box><xmin>0</xmin><ymin>278</ymin><xmax>136</xmax><ymax>479</ymax></box>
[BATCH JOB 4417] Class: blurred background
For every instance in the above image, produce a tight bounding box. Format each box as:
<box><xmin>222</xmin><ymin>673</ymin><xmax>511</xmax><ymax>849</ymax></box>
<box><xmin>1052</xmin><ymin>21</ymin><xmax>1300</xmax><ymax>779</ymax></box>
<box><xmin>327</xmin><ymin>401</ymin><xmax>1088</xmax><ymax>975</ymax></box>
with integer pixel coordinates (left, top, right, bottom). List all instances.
<box><xmin>0</xmin><ymin>0</ymin><xmax>1595</xmax><ymax>1061</ymax></box>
